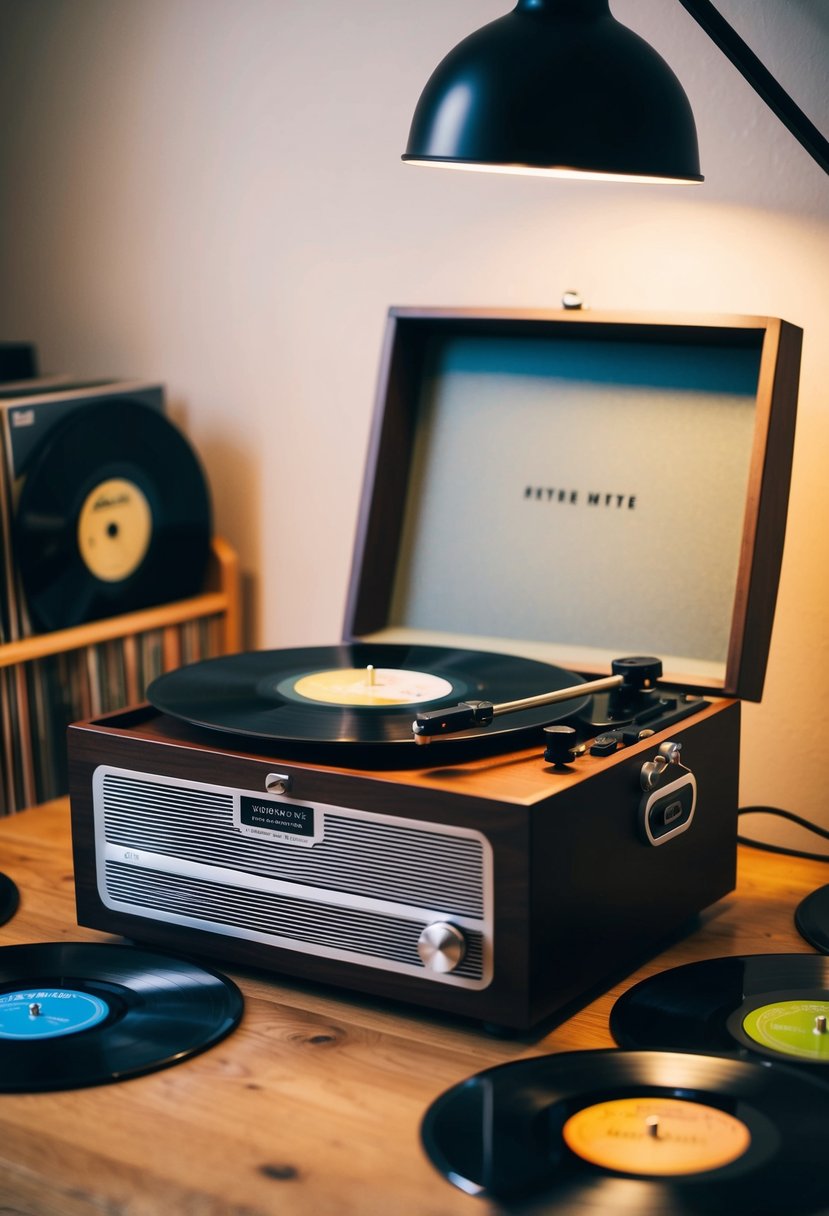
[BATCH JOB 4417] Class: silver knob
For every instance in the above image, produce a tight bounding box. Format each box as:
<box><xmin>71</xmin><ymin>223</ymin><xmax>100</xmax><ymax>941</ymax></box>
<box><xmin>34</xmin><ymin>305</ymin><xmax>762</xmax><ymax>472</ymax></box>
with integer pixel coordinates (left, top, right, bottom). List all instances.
<box><xmin>417</xmin><ymin>922</ymin><xmax>466</xmax><ymax>973</ymax></box>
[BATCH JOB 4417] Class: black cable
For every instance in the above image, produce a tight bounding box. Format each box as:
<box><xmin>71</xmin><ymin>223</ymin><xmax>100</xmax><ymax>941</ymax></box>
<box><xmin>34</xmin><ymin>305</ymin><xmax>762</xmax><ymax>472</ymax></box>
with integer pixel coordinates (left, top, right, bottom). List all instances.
<box><xmin>738</xmin><ymin>805</ymin><xmax>829</xmax><ymax>864</ymax></box>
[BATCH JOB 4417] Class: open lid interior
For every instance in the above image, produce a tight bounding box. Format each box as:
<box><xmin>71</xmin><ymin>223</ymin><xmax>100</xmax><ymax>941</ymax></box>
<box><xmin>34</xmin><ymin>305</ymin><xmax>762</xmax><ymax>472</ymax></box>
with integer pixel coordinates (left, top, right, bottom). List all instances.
<box><xmin>345</xmin><ymin>309</ymin><xmax>801</xmax><ymax>700</ymax></box>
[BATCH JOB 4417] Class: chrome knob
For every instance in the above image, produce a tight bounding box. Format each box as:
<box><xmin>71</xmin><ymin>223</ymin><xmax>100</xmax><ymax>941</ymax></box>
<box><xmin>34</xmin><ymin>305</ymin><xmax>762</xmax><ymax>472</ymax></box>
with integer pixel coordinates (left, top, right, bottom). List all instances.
<box><xmin>417</xmin><ymin>922</ymin><xmax>466</xmax><ymax>973</ymax></box>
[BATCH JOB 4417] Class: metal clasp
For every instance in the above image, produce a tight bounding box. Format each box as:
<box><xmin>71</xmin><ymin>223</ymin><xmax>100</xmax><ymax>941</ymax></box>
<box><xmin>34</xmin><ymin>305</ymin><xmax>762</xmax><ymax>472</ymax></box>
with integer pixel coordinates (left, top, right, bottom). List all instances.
<box><xmin>640</xmin><ymin>741</ymin><xmax>684</xmax><ymax>792</ymax></box>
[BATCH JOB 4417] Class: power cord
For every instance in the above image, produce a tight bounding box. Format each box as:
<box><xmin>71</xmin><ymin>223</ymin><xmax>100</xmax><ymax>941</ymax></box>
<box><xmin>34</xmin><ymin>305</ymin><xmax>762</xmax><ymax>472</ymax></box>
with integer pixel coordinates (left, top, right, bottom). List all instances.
<box><xmin>738</xmin><ymin>806</ymin><xmax>829</xmax><ymax>863</ymax></box>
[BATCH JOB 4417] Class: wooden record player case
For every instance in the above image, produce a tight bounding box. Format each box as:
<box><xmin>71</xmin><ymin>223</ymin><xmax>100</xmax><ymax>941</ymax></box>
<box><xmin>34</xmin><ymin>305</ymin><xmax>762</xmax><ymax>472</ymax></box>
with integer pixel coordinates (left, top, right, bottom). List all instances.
<box><xmin>68</xmin><ymin>307</ymin><xmax>802</xmax><ymax>1031</ymax></box>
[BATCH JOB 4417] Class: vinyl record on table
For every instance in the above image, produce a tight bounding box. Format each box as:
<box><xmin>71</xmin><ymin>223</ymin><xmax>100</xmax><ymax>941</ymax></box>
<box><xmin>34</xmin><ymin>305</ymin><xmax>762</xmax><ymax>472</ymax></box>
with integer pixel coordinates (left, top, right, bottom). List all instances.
<box><xmin>146</xmin><ymin>643</ymin><xmax>589</xmax><ymax>748</ymax></box>
<box><xmin>611</xmin><ymin>954</ymin><xmax>829</xmax><ymax>1069</ymax></box>
<box><xmin>0</xmin><ymin>873</ymin><xmax>19</xmax><ymax>926</ymax></box>
<box><xmin>14</xmin><ymin>399</ymin><xmax>211</xmax><ymax>632</ymax></box>
<box><xmin>421</xmin><ymin>1048</ymin><xmax>829</xmax><ymax>1213</ymax></box>
<box><xmin>0</xmin><ymin>941</ymin><xmax>243</xmax><ymax>1091</ymax></box>
<box><xmin>795</xmin><ymin>884</ymin><xmax>829</xmax><ymax>953</ymax></box>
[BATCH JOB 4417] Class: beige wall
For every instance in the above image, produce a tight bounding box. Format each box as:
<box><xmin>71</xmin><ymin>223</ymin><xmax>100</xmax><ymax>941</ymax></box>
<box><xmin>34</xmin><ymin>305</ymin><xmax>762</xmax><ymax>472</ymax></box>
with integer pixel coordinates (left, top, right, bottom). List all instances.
<box><xmin>0</xmin><ymin>1</ymin><xmax>827</xmax><ymax>848</ymax></box>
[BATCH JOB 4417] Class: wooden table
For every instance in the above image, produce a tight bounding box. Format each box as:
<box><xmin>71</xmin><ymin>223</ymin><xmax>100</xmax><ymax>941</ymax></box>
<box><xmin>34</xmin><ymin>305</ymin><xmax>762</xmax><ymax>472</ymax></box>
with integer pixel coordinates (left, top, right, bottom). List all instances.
<box><xmin>0</xmin><ymin>799</ymin><xmax>826</xmax><ymax>1215</ymax></box>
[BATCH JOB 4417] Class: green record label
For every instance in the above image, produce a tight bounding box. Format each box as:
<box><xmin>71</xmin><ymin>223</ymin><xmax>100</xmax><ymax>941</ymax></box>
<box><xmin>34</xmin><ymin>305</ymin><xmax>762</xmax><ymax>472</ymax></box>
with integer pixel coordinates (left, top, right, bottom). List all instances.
<box><xmin>742</xmin><ymin>999</ymin><xmax>829</xmax><ymax>1060</ymax></box>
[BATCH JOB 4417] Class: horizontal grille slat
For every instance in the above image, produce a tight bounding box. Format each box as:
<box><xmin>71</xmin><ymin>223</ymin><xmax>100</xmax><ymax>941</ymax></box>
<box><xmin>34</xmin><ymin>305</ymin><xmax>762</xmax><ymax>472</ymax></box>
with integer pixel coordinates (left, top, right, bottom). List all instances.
<box><xmin>104</xmin><ymin>862</ymin><xmax>484</xmax><ymax>978</ymax></box>
<box><xmin>100</xmin><ymin>773</ymin><xmax>485</xmax><ymax>917</ymax></box>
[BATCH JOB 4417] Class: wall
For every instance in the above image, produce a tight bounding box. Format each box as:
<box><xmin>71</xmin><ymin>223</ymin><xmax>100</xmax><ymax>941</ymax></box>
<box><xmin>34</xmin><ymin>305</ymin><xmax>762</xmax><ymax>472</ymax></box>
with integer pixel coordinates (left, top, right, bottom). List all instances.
<box><xmin>0</xmin><ymin>0</ymin><xmax>826</xmax><ymax>849</ymax></box>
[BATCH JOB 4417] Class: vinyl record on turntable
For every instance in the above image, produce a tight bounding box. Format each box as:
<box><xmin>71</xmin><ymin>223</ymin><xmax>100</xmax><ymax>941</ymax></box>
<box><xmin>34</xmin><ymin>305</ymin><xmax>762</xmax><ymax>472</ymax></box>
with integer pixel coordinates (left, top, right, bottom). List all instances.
<box><xmin>421</xmin><ymin>1048</ymin><xmax>829</xmax><ymax>1213</ymax></box>
<box><xmin>610</xmin><ymin>954</ymin><xmax>829</xmax><ymax>1069</ymax></box>
<box><xmin>146</xmin><ymin>642</ymin><xmax>590</xmax><ymax>748</ymax></box>
<box><xmin>13</xmin><ymin>399</ymin><xmax>211</xmax><ymax>632</ymax></box>
<box><xmin>0</xmin><ymin>941</ymin><xmax>243</xmax><ymax>1091</ymax></box>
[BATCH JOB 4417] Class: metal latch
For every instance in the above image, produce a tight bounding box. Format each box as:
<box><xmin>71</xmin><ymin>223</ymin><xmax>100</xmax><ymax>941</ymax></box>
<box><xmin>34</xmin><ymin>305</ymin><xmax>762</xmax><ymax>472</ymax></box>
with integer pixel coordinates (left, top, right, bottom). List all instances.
<box><xmin>638</xmin><ymin>741</ymin><xmax>697</xmax><ymax>846</ymax></box>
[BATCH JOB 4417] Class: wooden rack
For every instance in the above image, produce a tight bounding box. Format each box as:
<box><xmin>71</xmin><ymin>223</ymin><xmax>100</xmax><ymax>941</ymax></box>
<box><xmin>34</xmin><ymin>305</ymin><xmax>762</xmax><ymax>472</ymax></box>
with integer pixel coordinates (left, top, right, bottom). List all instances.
<box><xmin>0</xmin><ymin>536</ymin><xmax>241</xmax><ymax>814</ymax></box>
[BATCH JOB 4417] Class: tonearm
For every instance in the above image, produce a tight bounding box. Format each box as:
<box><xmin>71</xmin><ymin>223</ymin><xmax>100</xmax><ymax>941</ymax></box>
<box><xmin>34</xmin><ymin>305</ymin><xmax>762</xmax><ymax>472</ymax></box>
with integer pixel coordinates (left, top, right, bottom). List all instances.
<box><xmin>412</xmin><ymin>656</ymin><xmax>663</xmax><ymax>744</ymax></box>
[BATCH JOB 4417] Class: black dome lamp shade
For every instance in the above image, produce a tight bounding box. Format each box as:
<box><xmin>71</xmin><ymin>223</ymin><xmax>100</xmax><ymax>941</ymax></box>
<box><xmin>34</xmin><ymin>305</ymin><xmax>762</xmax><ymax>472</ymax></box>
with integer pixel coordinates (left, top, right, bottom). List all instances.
<box><xmin>403</xmin><ymin>0</ymin><xmax>703</xmax><ymax>184</ymax></box>
<box><xmin>403</xmin><ymin>0</ymin><xmax>829</xmax><ymax>183</ymax></box>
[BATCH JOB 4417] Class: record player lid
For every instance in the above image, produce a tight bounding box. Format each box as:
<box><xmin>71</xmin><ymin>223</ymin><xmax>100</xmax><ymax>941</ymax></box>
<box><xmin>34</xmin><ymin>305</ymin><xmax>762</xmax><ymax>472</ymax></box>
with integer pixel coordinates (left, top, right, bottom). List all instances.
<box><xmin>345</xmin><ymin>308</ymin><xmax>802</xmax><ymax>700</ymax></box>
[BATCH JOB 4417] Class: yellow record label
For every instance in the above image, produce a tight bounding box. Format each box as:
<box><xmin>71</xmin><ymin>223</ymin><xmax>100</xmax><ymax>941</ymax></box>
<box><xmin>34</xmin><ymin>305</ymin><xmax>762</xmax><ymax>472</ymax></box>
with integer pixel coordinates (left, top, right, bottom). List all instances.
<box><xmin>77</xmin><ymin>477</ymin><xmax>153</xmax><ymax>582</ymax></box>
<box><xmin>292</xmin><ymin>667</ymin><xmax>453</xmax><ymax>707</ymax></box>
<box><xmin>562</xmin><ymin>1096</ymin><xmax>751</xmax><ymax>1176</ymax></box>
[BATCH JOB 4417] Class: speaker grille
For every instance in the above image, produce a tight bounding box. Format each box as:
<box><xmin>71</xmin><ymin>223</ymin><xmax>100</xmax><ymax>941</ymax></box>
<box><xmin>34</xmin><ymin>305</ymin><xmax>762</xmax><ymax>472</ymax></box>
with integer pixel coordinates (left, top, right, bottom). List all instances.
<box><xmin>99</xmin><ymin>771</ymin><xmax>485</xmax><ymax>917</ymax></box>
<box><xmin>104</xmin><ymin>861</ymin><xmax>485</xmax><ymax>979</ymax></box>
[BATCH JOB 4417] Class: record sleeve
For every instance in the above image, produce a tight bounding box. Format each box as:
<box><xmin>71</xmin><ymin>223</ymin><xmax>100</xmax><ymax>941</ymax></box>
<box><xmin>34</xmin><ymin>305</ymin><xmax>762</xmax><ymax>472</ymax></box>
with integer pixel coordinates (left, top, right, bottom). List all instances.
<box><xmin>0</xmin><ymin>381</ymin><xmax>163</xmax><ymax>639</ymax></box>
<box><xmin>13</xmin><ymin>398</ymin><xmax>211</xmax><ymax>632</ymax></box>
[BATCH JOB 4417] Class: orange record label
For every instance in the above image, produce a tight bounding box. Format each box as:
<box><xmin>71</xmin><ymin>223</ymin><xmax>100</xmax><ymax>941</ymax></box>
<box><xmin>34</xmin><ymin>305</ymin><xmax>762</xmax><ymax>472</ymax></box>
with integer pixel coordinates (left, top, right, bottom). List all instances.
<box><xmin>292</xmin><ymin>667</ymin><xmax>453</xmax><ymax>707</ymax></box>
<box><xmin>77</xmin><ymin>477</ymin><xmax>153</xmax><ymax>582</ymax></box>
<box><xmin>562</xmin><ymin>1096</ymin><xmax>751</xmax><ymax>1176</ymax></box>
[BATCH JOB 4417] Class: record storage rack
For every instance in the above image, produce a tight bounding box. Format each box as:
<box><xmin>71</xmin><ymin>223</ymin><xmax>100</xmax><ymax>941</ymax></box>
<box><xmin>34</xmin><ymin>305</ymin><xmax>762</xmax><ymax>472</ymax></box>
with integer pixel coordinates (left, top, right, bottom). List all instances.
<box><xmin>0</xmin><ymin>536</ymin><xmax>240</xmax><ymax>815</ymax></box>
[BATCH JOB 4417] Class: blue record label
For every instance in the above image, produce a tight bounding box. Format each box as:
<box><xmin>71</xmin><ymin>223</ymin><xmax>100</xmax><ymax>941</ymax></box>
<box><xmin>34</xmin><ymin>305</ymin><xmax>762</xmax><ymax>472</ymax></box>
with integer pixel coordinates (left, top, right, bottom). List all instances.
<box><xmin>0</xmin><ymin>989</ymin><xmax>110</xmax><ymax>1039</ymax></box>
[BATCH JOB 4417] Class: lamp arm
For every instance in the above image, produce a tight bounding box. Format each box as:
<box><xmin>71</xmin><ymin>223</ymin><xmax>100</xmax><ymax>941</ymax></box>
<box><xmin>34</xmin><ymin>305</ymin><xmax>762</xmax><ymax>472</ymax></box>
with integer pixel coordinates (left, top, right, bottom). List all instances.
<box><xmin>676</xmin><ymin>0</ymin><xmax>829</xmax><ymax>175</ymax></box>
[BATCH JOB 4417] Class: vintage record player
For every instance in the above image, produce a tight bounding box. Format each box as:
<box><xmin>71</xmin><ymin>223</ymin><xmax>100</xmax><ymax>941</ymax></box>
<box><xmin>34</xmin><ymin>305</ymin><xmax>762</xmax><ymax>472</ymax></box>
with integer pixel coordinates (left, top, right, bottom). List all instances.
<box><xmin>68</xmin><ymin>306</ymin><xmax>802</xmax><ymax>1030</ymax></box>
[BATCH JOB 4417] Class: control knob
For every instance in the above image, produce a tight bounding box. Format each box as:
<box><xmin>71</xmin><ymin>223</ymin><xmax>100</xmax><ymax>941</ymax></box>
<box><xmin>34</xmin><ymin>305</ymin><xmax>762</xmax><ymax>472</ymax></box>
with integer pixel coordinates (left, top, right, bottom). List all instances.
<box><xmin>417</xmin><ymin>922</ymin><xmax>466</xmax><ymax>973</ymax></box>
<box><xmin>543</xmin><ymin>724</ymin><xmax>579</xmax><ymax>767</ymax></box>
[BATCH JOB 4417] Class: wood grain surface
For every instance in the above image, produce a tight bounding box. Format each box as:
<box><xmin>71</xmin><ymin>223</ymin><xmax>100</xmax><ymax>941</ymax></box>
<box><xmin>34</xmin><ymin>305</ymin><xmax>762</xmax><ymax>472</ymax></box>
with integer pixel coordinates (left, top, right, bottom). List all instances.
<box><xmin>1</xmin><ymin>799</ymin><xmax>826</xmax><ymax>1215</ymax></box>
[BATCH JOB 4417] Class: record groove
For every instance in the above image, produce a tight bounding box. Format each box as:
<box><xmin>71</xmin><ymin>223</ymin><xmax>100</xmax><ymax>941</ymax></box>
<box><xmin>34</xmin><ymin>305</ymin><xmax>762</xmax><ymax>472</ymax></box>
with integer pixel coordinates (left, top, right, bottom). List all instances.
<box><xmin>421</xmin><ymin>1048</ymin><xmax>829</xmax><ymax>1213</ymax></box>
<box><xmin>0</xmin><ymin>942</ymin><xmax>243</xmax><ymax>1091</ymax></box>
<box><xmin>147</xmin><ymin>643</ymin><xmax>589</xmax><ymax>748</ymax></box>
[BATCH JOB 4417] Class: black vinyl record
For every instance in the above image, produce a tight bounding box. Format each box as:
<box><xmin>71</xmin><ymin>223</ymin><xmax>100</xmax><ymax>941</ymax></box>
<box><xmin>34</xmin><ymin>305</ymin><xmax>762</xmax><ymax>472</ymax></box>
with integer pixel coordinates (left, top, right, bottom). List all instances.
<box><xmin>14</xmin><ymin>399</ymin><xmax>211</xmax><ymax>632</ymax></box>
<box><xmin>146</xmin><ymin>642</ymin><xmax>589</xmax><ymax>748</ymax></box>
<box><xmin>795</xmin><ymin>885</ymin><xmax>829</xmax><ymax>953</ymax></box>
<box><xmin>611</xmin><ymin>954</ymin><xmax>829</xmax><ymax>1070</ymax></box>
<box><xmin>0</xmin><ymin>872</ymin><xmax>19</xmax><ymax>926</ymax></box>
<box><xmin>421</xmin><ymin>1048</ymin><xmax>829</xmax><ymax>1214</ymax></box>
<box><xmin>0</xmin><ymin>941</ymin><xmax>243</xmax><ymax>1091</ymax></box>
